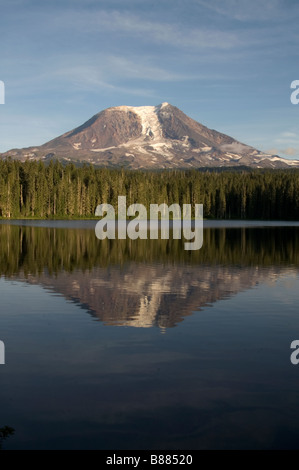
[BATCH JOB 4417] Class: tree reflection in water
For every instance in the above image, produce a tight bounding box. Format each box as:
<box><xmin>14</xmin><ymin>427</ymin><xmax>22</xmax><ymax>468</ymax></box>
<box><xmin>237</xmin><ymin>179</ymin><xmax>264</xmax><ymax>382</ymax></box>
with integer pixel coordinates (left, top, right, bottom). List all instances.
<box><xmin>0</xmin><ymin>426</ymin><xmax>15</xmax><ymax>450</ymax></box>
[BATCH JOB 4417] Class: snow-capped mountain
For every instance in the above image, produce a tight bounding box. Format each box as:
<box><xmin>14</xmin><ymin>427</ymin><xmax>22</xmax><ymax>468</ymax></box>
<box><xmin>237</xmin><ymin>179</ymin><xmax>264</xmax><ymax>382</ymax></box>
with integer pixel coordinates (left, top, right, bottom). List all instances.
<box><xmin>2</xmin><ymin>102</ymin><xmax>299</xmax><ymax>169</ymax></box>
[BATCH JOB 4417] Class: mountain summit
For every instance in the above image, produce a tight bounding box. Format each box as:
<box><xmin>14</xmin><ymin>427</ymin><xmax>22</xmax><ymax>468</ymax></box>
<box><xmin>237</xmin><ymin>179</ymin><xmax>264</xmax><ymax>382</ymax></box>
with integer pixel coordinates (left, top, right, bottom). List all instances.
<box><xmin>2</xmin><ymin>103</ymin><xmax>299</xmax><ymax>169</ymax></box>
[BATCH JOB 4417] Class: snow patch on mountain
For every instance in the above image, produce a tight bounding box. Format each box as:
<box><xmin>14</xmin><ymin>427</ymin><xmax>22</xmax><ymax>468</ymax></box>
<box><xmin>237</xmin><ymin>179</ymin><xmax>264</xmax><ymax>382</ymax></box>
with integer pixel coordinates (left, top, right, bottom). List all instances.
<box><xmin>73</xmin><ymin>142</ymin><xmax>81</xmax><ymax>150</ymax></box>
<box><xmin>129</xmin><ymin>105</ymin><xmax>163</xmax><ymax>140</ymax></box>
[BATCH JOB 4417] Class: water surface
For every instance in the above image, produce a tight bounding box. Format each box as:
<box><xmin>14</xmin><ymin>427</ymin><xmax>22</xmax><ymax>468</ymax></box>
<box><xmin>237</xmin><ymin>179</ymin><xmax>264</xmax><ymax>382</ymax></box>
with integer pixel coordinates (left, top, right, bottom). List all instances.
<box><xmin>0</xmin><ymin>221</ymin><xmax>299</xmax><ymax>449</ymax></box>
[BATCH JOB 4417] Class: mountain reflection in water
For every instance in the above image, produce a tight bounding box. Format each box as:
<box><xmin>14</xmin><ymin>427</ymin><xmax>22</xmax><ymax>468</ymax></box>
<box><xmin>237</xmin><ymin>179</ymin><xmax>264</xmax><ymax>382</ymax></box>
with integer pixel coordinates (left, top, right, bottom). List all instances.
<box><xmin>1</xmin><ymin>223</ymin><xmax>298</xmax><ymax>328</ymax></box>
<box><xmin>2</xmin><ymin>222</ymin><xmax>299</xmax><ymax>450</ymax></box>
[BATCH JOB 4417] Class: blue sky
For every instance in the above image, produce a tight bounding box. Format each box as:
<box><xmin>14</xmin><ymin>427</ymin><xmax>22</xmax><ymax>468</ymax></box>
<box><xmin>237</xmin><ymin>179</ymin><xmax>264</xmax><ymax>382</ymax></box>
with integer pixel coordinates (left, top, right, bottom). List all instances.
<box><xmin>1</xmin><ymin>0</ymin><xmax>299</xmax><ymax>158</ymax></box>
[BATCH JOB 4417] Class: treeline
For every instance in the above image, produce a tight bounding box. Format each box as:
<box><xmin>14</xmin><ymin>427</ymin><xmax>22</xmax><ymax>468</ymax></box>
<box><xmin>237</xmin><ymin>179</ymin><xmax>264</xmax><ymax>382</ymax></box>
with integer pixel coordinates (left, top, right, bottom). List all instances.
<box><xmin>1</xmin><ymin>159</ymin><xmax>299</xmax><ymax>219</ymax></box>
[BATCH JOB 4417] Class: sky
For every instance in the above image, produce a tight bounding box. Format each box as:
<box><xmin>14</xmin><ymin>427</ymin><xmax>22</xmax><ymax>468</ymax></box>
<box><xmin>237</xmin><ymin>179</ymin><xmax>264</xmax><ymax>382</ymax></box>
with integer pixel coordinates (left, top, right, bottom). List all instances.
<box><xmin>1</xmin><ymin>0</ymin><xmax>299</xmax><ymax>159</ymax></box>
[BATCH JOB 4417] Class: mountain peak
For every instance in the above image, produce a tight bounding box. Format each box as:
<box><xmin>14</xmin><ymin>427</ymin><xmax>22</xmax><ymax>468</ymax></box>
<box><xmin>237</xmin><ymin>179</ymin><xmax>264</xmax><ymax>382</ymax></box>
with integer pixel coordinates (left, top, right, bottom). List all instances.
<box><xmin>1</xmin><ymin>103</ymin><xmax>299</xmax><ymax>169</ymax></box>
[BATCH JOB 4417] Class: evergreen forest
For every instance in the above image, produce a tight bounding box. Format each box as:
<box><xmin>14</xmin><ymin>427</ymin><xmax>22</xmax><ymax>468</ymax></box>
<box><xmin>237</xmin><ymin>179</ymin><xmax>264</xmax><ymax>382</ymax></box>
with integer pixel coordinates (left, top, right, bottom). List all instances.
<box><xmin>0</xmin><ymin>159</ymin><xmax>299</xmax><ymax>220</ymax></box>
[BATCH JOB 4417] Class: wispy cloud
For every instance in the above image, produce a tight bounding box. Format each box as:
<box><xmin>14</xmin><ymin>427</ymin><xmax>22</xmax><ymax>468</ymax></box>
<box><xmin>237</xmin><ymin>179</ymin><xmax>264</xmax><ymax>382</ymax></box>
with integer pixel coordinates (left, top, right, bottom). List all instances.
<box><xmin>282</xmin><ymin>147</ymin><xmax>299</xmax><ymax>156</ymax></box>
<box><xmin>280</xmin><ymin>132</ymin><xmax>298</xmax><ymax>139</ymax></box>
<box><xmin>266</xmin><ymin>147</ymin><xmax>299</xmax><ymax>158</ymax></box>
<box><xmin>87</xmin><ymin>56</ymin><xmax>195</xmax><ymax>82</ymax></box>
<box><xmin>52</xmin><ymin>9</ymin><xmax>240</xmax><ymax>50</ymax></box>
<box><xmin>268</xmin><ymin>131</ymin><xmax>299</xmax><ymax>158</ymax></box>
<box><xmin>275</xmin><ymin>131</ymin><xmax>299</xmax><ymax>145</ymax></box>
<box><xmin>195</xmin><ymin>0</ymin><xmax>296</xmax><ymax>22</ymax></box>
<box><xmin>34</xmin><ymin>6</ymin><xmax>299</xmax><ymax>66</ymax></box>
<box><xmin>7</xmin><ymin>52</ymin><xmax>235</xmax><ymax>100</ymax></box>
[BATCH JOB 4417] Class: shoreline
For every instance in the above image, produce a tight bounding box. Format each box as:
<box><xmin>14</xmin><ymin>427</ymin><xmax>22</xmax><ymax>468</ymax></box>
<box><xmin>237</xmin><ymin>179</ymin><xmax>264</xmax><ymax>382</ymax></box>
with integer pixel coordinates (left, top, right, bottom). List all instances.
<box><xmin>1</xmin><ymin>219</ymin><xmax>299</xmax><ymax>229</ymax></box>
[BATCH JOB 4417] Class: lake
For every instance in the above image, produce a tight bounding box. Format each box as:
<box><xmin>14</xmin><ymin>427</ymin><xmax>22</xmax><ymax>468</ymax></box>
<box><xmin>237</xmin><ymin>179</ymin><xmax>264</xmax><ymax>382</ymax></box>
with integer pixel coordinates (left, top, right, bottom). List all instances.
<box><xmin>1</xmin><ymin>220</ymin><xmax>299</xmax><ymax>449</ymax></box>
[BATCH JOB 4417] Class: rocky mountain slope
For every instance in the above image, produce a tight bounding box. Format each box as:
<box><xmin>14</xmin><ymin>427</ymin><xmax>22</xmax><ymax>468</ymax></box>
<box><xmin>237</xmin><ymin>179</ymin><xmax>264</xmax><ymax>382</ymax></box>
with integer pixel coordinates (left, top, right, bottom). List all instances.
<box><xmin>2</xmin><ymin>102</ymin><xmax>299</xmax><ymax>169</ymax></box>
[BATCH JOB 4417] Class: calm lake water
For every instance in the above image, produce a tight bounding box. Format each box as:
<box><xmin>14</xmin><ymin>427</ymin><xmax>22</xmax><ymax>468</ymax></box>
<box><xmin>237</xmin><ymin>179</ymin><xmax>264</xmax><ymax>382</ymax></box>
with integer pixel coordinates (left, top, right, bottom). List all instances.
<box><xmin>1</xmin><ymin>220</ymin><xmax>299</xmax><ymax>449</ymax></box>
